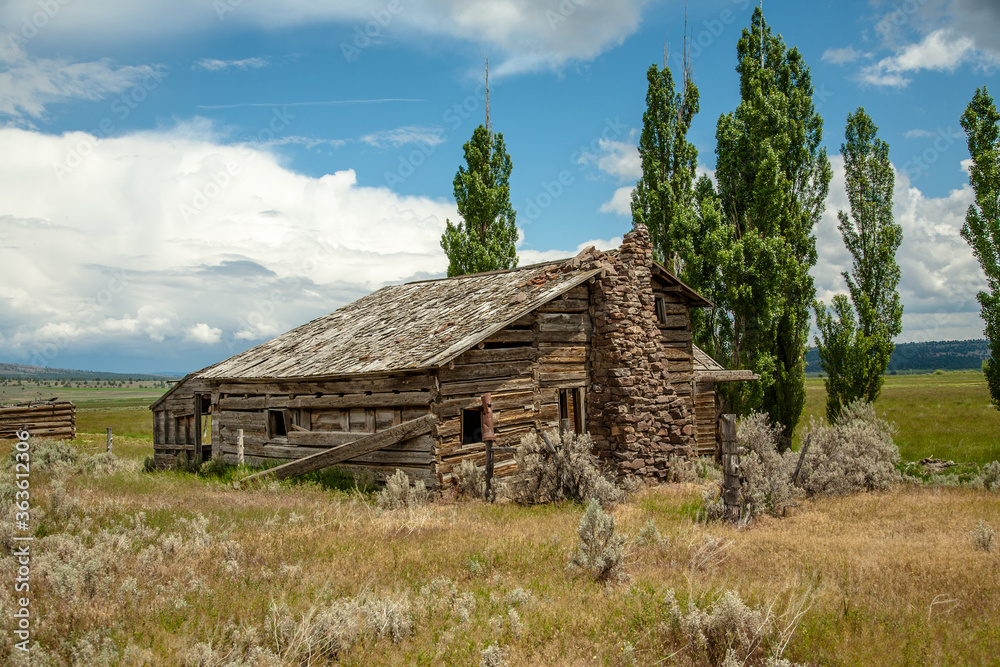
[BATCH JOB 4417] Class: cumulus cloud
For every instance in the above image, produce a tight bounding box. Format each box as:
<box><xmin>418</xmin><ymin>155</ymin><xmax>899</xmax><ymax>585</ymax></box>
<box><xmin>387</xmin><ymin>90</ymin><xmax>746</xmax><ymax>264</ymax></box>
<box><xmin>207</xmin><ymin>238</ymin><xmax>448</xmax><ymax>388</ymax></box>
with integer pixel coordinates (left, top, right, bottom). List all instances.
<box><xmin>194</xmin><ymin>57</ymin><xmax>268</xmax><ymax>71</ymax></box>
<box><xmin>0</xmin><ymin>41</ymin><xmax>164</xmax><ymax>120</ymax></box>
<box><xmin>600</xmin><ymin>186</ymin><xmax>634</xmax><ymax>216</ymax></box>
<box><xmin>0</xmin><ymin>122</ymin><xmax>460</xmax><ymax>369</ymax></box>
<box><xmin>0</xmin><ymin>0</ymin><xmax>654</xmax><ymax>76</ymax></box>
<box><xmin>812</xmin><ymin>156</ymin><xmax>985</xmax><ymax>343</ymax></box>
<box><xmin>184</xmin><ymin>323</ymin><xmax>223</xmax><ymax>344</ymax></box>
<box><xmin>859</xmin><ymin>29</ymin><xmax>977</xmax><ymax>87</ymax></box>
<box><xmin>577</xmin><ymin>138</ymin><xmax>641</xmax><ymax>182</ymax></box>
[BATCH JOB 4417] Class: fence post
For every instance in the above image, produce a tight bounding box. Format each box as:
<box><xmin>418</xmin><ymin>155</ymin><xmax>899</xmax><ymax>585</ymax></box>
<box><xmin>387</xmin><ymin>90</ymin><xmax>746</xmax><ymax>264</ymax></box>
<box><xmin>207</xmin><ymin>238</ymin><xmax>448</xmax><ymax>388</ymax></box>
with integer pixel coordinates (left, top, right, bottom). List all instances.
<box><xmin>106</xmin><ymin>427</ymin><xmax>113</xmax><ymax>453</ymax></box>
<box><xmin>481</xmin><ymin>393</ymin><xmax>496</xmax><ymax>502</ymax></box>
<box><xmin>237</xmin><ymin>429</ymin><xmax>245</xmax><ymax>467</ymax></box>
<box><xmin>720</xmin><ymin>414</ymin><xmax>741</xmax><ymax>523</ymax></box>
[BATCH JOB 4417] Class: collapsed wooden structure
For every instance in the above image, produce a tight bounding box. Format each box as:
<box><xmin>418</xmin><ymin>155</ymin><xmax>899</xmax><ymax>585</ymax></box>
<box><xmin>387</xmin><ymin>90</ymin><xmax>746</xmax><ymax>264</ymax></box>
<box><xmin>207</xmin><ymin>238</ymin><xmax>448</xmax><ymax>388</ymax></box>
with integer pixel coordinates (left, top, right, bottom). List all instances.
<box><xmin>151</xmin><ymin>225</ymin><xmax>755</xmax><ymax>486</ymax></box>
<box><xmin>0</xmin><ymin>400</ymin><xmax>76</xmax><ymax>440</ymax></box>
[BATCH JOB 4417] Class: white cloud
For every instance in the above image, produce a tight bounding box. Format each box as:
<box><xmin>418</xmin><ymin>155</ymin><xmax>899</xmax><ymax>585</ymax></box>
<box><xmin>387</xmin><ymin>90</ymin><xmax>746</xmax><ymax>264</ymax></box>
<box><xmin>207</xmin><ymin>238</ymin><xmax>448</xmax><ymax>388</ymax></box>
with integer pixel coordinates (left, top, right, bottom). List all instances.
<box><xmin>0</xmin><ymin>41</ymin><xmax>165</xmax><ymax>120</ymax></box>
<box><xmin>577</xmin><ymin>138</ymin><xmax>641</xmax><ymax>182</ymax></box>
<box><xmin>360</xmin><ymin>125</ymin><xmax>446</xmax><ymax>149</ymax></box>
<box><xmin>822</xmin><ymin>46</ymin><xmax>863</xmax><ymax>65</ymax></box>
<box><xmin>194</xmin><ymin>57</ymin><xmax>268</xmax><ymax>71</ymax></box>
<box><xmin>184</xmin><ymin>323</ymin><xmax>223</xmax><ymax>344</ymax></box>
<box><xmin>518</xmin><ymin>237</ymin><xmax>622</xmax><ymax>265</ymax></box>
<box><xmin>0</xmin><ymin>122</ymin><xmax>460</xmax><ymax>367</ymax></box>
<box><xmin>812</xmin><ymin>155</ymin><xmax>985</xmax><ymax>343</ymax></box>
<box><xmin>904</xmin><ymin>129</ymin><xmax>936</xmax><ymax>139</ymax></box>
<box><xmin>0</xmin><ymin>0</ymin><xmax>654</xmax><ymax>76</ymax></box>
<box><xmin>599</xmin><ymin>186</ymin><xmax>634</xmax><ymax>216</ymax></box>
<box><xmin>859</xmin><ymin>28</ymin><xmax>988</xmax><ymax>87</ymax></box>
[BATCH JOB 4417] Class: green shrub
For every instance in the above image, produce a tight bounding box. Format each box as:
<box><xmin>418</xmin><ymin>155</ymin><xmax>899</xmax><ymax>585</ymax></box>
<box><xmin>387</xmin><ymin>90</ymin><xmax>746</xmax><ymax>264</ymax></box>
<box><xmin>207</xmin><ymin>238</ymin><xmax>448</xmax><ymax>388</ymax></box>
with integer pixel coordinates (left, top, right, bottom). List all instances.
<box><xmin>972</xmin><ymin>520</ymin><xmax>995</xmax><ymax>552</ymax></box>
<box><xmin>510</xmin><ymin>430</ymin><xmax>624</xmax><ymax>507</ymax></box>
<box><xmin>376</xmin><ymin>469</ymin><xmax>429</xmax><ymax>510</ymax></box>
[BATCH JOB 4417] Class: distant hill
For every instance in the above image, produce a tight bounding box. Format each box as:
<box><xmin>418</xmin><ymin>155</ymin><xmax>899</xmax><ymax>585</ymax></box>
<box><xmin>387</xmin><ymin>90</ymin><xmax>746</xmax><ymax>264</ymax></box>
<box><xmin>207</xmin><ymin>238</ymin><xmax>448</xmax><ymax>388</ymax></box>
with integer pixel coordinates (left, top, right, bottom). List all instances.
<box><xmin>0</xmin><ymin>363</ymin><xmax>181</xmax><ymax>381</ymax></box>
<box><xmin>806</xmin><ymin>339</ymin><xmax>990</xmax><ymax>374</ymax></box>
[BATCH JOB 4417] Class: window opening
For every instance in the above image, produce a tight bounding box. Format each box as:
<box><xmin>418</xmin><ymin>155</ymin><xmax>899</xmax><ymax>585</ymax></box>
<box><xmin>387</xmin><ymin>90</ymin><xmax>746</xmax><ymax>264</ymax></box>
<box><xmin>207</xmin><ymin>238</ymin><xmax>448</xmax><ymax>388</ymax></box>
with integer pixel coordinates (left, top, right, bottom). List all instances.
<box><xmin>461</xmin><ymin>408</ymin><xmax>483</xmax><ymax>445</ymax></box>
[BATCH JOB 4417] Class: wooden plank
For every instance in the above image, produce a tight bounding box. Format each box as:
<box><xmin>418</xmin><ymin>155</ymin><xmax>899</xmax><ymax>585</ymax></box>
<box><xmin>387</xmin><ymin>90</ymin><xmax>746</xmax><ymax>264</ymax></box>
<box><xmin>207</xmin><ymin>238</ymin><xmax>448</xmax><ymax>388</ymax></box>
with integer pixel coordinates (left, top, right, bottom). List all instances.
<box><xmin>437</xmin><ymin>360</ymin><xmax>534</xmax><ymax>384</ymax></box>
<box><xmin>660</xmin><ymin>329</ymin><xmax>693</xmax><ymax>343</ymax></box>
<box><xmin>217</xmin><ymin>411</ymin><xmax>266</xmax><ymax>431</ymax></box>
<box><xmin>538</xmin><ymin>370</ymin><xmax>587</xmax><ymax>384</ymax></box>
<box><xmin>536</xmin><ymin>312</ymin><xmax>589</xmax><ymax>327</ymax></box>
<box><xmin>437</xmin><ymin>376</ymin><xmax>533</xmax><ymax>397</ymax></box>
<box><xmin>286</xmin><ymin>430</ymin><xmax>367</xmax><ymax>447</ymax></box>
<box><xmin>536</xmin><ymin>298</ymin><xmax>589</xmax><ymax>313</ymax></box>
<box><xmin>537</xmin><ymin>346</ymin><xmax>587</xmax><ymax>363</ymax></box>
<box><xmin>482</xmin><ymin>329</ymin><xmax>535</xmax><ymax>344</ymax></box>
<box><xmin>656</xmin><ymin>315</ymin><xmax>689</xmax><ymax>329</ymax></box>
<box><xmin>454</xmin><ymin>347</ymin><xmax>539</xmax><ymax>365</ymax></box>
<box><xmin>435</xmin><ymin>390</ymin><xmax>535</xmax><ymax>419</ymax></box>
<box><xmin>277</xmin><ymin>392</ymin><xmax>432</xmax><ymax>409</ymax></box>
<box><xmin>537</xmin><ymin>330</ymin><xmax>588</xmax><ymax>343</ymax></box>
<box><xmin>240</xmin><ymin>414</ymin><xmax>437</xmax><ymax>483</ymax></box>
<box><xmin>218</xmin><ymin>396</ymin><xmax>266</xmax><ymax>410</ymax></box>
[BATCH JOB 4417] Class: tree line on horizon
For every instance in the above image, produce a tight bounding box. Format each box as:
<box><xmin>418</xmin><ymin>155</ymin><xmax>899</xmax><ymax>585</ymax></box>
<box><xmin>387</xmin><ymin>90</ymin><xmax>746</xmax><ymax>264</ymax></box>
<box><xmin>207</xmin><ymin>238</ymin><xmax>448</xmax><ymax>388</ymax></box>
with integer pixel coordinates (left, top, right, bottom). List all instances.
<box><xmin>438</xmin><ymin>7</ymin><xmax>1000</xmax><ymax>434</ymax></box>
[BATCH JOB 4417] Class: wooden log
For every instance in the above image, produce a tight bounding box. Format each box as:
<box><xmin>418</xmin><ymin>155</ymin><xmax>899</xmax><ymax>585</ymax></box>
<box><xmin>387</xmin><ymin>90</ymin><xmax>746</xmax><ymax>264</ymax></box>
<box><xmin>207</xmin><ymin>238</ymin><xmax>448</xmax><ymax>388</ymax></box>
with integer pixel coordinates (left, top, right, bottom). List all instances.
<box><xmin>239</xmin><ymin>414</ymin><xmax>437</xmax><ymax>483</ymax></box>
<box><xmin>660</xmin><ymin>329</ymin><xmax>693</xmax><ymax>343</ymax></box>
<box><xmin>217</xmin><ymin>396</ymin><xmax>267</xmax><ymax>410</ymax></box>
<box><xmin>437</xmin><ymin>360</ymin><xmax>534</xmax><ymax>384</ymax></box>
<box><xmin>217</xmin><ymin>411</ymin><xmax>266</xmax><ymax>431</ymax></box>
<box><xmin>656</xmin><ymin>315</ymin><xmax>689</xmax><ymax>329</ymax></box>
<box><xmin>536</xmin><ymin>298</ymin><xmax>589</xmax><ymax>313</ymax></box>
<box><xmin>277</xmin><ymin>392</ymin><xmax>432</xmax><ymax>409</ymax></box>
<box><xmin>437</xmin><ymin>376</ymin><xmax>533</xmax><ymax>397</ymax></box>
<box><xmin>454</xmin><ymin>347</ymin><xmax>539</xmax><ymax>365</ymax></box>
<box><xmin>217</xmin><ymin>373</ymin><xmax>435</xmax><ymax>396</ymax></box>
<box><xmin>536</xmin><ymin>330</ymin><xmax>588</xmax><ymax>343</ymax></box>
<box><xmin>435</xmin><ymin>390</ymin><xmax>535</xmax><ymax>419</ymax></box>
<box><xmin>482</xmin><ymin>329</ymin><xmax>535</xmax><ymax>344</ymax></box>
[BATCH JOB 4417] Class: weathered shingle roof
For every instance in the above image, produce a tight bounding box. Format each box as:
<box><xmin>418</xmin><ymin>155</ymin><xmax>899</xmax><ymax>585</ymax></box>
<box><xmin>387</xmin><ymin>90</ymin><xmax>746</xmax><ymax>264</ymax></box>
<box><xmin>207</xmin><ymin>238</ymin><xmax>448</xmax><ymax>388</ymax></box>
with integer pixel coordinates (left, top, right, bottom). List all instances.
<box><xmin>693</xmin><ymin>345</ymin><xmax>760</xmax><ymax>382</ymax></box>
<box><xmin>199</xmin><ymin>260</ymin><xmax>600</xmax><ymax>380</ymax></box>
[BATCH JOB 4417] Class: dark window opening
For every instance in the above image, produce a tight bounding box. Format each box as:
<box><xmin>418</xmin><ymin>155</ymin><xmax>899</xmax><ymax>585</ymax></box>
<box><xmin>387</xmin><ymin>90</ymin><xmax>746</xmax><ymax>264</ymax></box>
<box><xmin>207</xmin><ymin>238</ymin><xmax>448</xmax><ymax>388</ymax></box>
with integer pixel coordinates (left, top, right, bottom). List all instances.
<box><xmin>461</xmin><ymin>408</ymin><xmax>482</xmax><ymax>445</ymax></box>
<box><xmin>558</xmin><ymin>388</ymin><xmax>585</xmax><ymax>435</ymax></box>
<box><xmin>268</xmin><ymin>409</ymin><xmax>291</xmax><ymax>438</ymax></box>
<box><xmin>655</xmin><ymin>296</ymin><xmax>668</xmax><ymax>326</ymax></box>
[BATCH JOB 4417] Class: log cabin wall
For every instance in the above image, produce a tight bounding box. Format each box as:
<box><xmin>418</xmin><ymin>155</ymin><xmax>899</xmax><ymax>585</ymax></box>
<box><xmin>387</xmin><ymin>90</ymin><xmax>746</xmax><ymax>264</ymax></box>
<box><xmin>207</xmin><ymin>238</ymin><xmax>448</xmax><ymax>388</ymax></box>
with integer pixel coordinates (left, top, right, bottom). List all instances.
<box><xmin>693</xmin><ymin>381</ymin><xmax>717</xmax><ymax>455</ymax></box>
<box><xmin>652</xmin><ymin>279</ymin><xmax>694</xmax><ymax>415</ymax></box>
<box><xmin>210</xmin><ymin>373</ymin><xmax>437</xmax><ymax>486</ymax></box>
<box><xmin>432</xmin><ymin>285</ymin><xmax>591</xmax><ymax>487</ymax></box>
<box><xmin>0</xmin><ymin>401</ymin><xmax>76</xmax><ymax>440</ymax></box>
<box><xmin>151</xmin><ymin>375</ymin><xmax>213</xmax><ymax>468</ymax></box>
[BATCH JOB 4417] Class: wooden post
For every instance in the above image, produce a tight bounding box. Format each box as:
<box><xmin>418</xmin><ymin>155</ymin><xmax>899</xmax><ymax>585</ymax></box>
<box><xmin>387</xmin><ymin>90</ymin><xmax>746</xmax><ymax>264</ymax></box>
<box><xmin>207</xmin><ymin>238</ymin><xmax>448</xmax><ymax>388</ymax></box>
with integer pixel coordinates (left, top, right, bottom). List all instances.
<box><xmin>237</xmin><ymin>428</ymin><xmax>245</xmax><ymax>467</ymax></box>
<box><xmin>106</xmin><ymin>427</ymin><xmax>113</xmax><ymax>453</ymax></box>
<box><xmin>720</xmin><ymin>414</ymin><xmax>740</xmax><ymax>523</ymax></box>
<box><xmin>792</xmin><ymin>433</ymin><xmax>812</xmax><ymax>485</ymax></box>
<box><xmin>193</xmin><ymin>393</ymin><xmax>203</xmax><ymax>466</ymax></box>
<box><xmin>481</xmin><ymin>393</ymin><xmax>496</xmax><ymax>502</ymax></box>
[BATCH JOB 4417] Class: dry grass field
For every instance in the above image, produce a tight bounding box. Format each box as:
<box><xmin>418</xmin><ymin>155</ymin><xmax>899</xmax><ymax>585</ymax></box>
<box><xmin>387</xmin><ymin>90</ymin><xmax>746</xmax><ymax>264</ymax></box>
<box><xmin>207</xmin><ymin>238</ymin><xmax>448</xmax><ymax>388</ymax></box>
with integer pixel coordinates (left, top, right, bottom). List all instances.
<box><xmin>2</xmin><ymin>432</ymin><xmax>998</xmax><ymax>666</ymax></box>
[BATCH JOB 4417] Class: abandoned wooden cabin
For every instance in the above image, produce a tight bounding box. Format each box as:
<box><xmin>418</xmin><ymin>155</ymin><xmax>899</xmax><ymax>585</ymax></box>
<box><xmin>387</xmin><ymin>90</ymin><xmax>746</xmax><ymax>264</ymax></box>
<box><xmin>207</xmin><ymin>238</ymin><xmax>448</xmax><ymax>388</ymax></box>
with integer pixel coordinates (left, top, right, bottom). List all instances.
<box><xmin>151</xmin><ymin>224</ymin><xmax>754</xmax><ymax>486</ymax></box>
<box><xmin>1</xmin><ymin>400</ymin><xmax>76</xmax><ymax>440</ymax></box>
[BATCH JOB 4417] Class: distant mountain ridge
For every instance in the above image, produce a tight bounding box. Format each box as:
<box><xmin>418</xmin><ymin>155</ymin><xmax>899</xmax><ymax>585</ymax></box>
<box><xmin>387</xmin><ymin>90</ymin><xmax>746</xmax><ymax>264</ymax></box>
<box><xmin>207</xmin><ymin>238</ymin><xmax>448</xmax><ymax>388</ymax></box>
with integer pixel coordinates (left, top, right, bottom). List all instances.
<box><xmin>0</xmin><ymin>363</ymin><xmax>181</xmax><ymax>380</ymax></box>
<box><xmin>806</xmin><ymin>339</ymin><xmax>990</xmax><ymax>374</ymax></box>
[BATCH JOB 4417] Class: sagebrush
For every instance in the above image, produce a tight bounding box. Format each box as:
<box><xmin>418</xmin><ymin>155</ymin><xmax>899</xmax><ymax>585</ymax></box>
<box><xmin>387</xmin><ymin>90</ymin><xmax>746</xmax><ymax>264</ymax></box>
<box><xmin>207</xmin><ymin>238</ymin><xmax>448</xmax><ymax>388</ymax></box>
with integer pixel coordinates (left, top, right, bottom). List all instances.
<box><xmin>567</xmin><ymin>498</ymin><xmax>626</xmax><ymax>582</ymax></box>
<box><xmin>376</xmin><ymin>469</ymin><xmax>429</xmax><ymax>510</ymax></box>
<box><xmin>508</xmin><ymin>430</ymin><xmax>623</xmax><ymax>506</ymax></box>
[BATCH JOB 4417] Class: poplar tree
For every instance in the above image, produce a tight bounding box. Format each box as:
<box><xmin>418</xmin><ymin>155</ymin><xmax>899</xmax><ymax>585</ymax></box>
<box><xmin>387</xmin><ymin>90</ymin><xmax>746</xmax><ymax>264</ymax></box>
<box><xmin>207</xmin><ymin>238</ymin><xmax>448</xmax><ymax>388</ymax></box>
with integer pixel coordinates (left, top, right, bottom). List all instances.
<box><xmin>712</xmin><ymin>8</ymin><xmax>832</xmax><ymax>448</ymax></box>
<box><xmin>960</xmin><ymin>86</ymin><xmax>1000</xmax><ymax>409</ymax></box>
<box><xmin>440</xmin><ymin>124</ymin><xmax>518</xmax><ymax>277</ymax></box>
<box><xmin>815</xmin><ymin>108</ymin><xmax>903</xmax><ymax>421</ymax></box>
<box><xmin>631</xmin><ymin>51</ymin><xmax>700</xmax><ymax>273</ymax></box>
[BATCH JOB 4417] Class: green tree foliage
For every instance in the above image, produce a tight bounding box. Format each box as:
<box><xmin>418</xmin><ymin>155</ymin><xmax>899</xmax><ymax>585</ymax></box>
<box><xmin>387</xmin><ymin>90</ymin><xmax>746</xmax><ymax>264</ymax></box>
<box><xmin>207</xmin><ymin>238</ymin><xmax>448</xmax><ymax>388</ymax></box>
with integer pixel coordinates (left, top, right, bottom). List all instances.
<box><xmin>710</xmin><ymin>8</ymin><xmax>832</xmax><ymax>446</ymax></box>
<box><xmin>631</xmin><ymin>59</ymin><xmax>700</xmax><ymax>272</ymax></box>
<box><xmin>815</xmin><ymin>108</ymin><xmax>903</xmax><ymax>421</ymax></box>
<box><xmin>440</xmin><ymin>125</ymin><xmax>518</xmax><ymax>277</ymax></box>
<box><xmin>960</xmin><ymin>86</ymin><xmax>1000</xmax><ymax>409</ymax></box>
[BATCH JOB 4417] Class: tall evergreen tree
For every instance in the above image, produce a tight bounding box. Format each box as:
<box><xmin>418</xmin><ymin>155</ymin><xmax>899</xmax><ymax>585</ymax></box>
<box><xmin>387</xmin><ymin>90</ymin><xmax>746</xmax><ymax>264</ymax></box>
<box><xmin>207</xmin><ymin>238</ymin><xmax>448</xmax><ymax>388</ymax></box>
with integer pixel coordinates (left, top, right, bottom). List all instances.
<box><xmin>440</xmin><ymin>124</ymin><xmax>518</xmax><ymax>277</ymax></box>
<box><xmin>815</xmin><ymin>108</ymin><xmax>903</xmax><ymax>421</ymax></box>
<box><xmin>713</xmin><ymin>8</ymin><xmax>832</xmax><ymax>448</ymax></box>
<box><xmin>631</xmin><ymin>53</ymin><xmax>700</xmax><ymax>273</ymax></box>
<box><xmin>960</xmin><ymin>86</ymin><xmax>1000</xmax><ymax>409</ymax></box>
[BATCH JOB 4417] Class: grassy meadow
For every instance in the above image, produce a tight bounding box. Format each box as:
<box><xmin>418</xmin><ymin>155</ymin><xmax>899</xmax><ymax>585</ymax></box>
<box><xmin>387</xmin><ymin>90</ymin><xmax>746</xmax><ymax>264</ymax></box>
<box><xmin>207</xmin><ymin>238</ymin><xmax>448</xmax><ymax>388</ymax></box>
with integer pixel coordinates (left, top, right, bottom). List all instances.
<box><xmin>1</xmin><ymin>371</ymin><xmax>998</xmax><ymax>665</ymax></box>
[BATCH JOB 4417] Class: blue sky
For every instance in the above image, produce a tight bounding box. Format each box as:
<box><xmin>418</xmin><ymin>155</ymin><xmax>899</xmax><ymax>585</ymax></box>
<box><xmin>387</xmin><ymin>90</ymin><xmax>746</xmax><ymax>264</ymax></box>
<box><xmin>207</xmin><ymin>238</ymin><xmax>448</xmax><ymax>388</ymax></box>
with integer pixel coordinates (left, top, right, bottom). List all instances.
<box><xmin>0</xmin><ymin>0</ymin><xmax>997</xmax><ymax>374</ymax></box>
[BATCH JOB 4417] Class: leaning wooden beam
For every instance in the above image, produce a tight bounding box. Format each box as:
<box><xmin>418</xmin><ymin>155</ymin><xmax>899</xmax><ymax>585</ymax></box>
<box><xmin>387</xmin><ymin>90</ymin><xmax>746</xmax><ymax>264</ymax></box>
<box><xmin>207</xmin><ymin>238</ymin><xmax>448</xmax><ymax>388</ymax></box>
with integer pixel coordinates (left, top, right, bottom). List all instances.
<box><xmin>238</xmin><ymin>414</ymin><xmax>436</xmax><ymax>484</ymax></box>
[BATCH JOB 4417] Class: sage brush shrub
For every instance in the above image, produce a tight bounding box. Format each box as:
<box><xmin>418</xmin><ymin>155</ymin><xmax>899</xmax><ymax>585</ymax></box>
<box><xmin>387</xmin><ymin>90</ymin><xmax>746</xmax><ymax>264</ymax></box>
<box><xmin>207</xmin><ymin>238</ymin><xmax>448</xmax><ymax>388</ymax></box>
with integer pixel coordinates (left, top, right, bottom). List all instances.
<box><xmin>972</xmin><ymin>520</ymin><xmax>995</xmax><ymax>552</ymax></box>
<box><xmin>377</xmin><ymin>469</ymin><xmax>429</xmax><ymax>509</ymax></box>
<box><xmin>454</xmin><ymin>458</ymin><xmax>485</xmax><ymax>499</ymax></box>
<box><xmin>511</xmin><ymin>430</ymin><xmax>623</xmax><ymax>506</ymax></box>
<box><xmin>568</xmin><ymin>498</ymin><xmax>626</xmax><ymax>582</ymax></box>
<box><xmin>979</xmin><ymin>460</ymin><xmax>1000</xmax><ymax>492</ymax></box>
<box><xmin>662</xmin><ymin>589</ymin><xmax>805</xmax><ymax>667</ymax></box>
<box><xmin>737</xmin><ymin>413</ymin><xmax>803</xmax><ymax>517</ymax></box>
<box><xmin>796</xmin><ymin>401</ymin><xmax>900</xmax><ymax>497</ymax></box>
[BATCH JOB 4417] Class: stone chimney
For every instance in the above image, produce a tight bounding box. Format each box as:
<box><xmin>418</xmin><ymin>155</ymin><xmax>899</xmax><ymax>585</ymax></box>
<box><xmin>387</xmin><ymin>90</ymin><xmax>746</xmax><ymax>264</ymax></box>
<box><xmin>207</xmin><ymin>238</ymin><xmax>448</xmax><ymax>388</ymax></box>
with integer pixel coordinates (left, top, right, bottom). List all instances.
<box><xmin>587</xmin><ymin>224</ymin><xmax>693</xmax><ymax>479</ymax></box>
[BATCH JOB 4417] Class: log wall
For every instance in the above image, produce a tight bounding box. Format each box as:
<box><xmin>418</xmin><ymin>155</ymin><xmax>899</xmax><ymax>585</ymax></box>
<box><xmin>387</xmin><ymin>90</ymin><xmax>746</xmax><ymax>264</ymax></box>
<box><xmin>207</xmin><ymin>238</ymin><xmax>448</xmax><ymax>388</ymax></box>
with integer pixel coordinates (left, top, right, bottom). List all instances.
<box><xmin>433</xmin><ymin>285</ymin><xmax>591</xmax><ymax>486</ymax></box>
<box><xmin>693</xmin><ymin>380</ymin><xmax>717</xmax><ymax>455</ymax></box>
<box><xmin>0</xmin><ymin>401</ymin><xmax>76</xmax><ymax>440</ymax></box>
<box><xmin>654</xmin><ymin>283</ymin><xmax>694</xmax><ymax>414</ymax></box>
<box><xmin>209</xmin><ymin>374</ymin><xmax>437</xmax><ymax>486</ymax></box>
<box><xmin>152</xmin><ymin>376</ymin><xmax>214</xmax><ymax>468</ymax></box>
